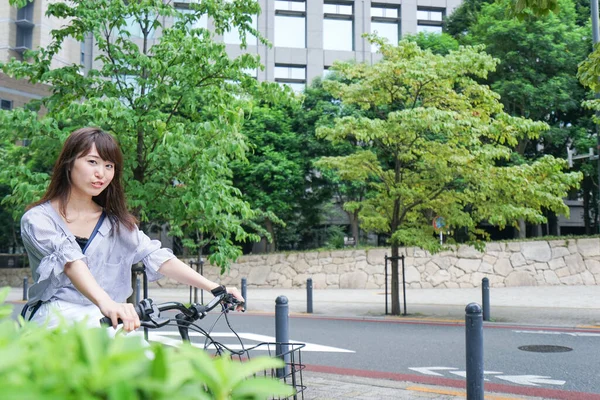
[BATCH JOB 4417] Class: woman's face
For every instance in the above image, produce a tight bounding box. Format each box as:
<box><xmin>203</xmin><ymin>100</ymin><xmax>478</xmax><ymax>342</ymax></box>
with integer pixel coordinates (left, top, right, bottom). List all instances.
<box><xmin>69</xmin><ymin>143</ymin><xmax>115</xmax><ymax>199</ymax></box>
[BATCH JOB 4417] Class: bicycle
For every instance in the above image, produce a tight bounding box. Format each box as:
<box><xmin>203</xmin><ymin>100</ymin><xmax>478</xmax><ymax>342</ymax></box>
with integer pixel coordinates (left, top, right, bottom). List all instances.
<box><xmin>99</xmin><ymin>286</ymin><xmax>305</xmax><ymax>400</ymax></box>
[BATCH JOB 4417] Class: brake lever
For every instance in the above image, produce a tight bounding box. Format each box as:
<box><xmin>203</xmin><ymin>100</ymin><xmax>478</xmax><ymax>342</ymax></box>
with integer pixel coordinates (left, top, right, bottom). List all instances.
<box><xmin>140</xmin><ymin>318</ymin><xmax>169</xmax><ymax>328</ymax></box>
<box><xmin>222</xmin><ymin>296</ymin><xmax>245</xmax><ymax>312</ymax></box>
<box><xmin>138</xmin><ymin>298</ymin><xmax>170</xmax><ymax>328</ymax></box>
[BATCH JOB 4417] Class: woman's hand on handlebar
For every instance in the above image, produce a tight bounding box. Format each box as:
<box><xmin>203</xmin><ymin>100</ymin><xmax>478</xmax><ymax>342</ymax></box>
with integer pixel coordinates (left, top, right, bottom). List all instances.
<box><xmin>98</xmin><ymin>299</ymin><xmax>140</xmax><ymax>331</ymax></box>
<box><xmin>225</xmin><ymin>286</ymin><xmax>245</xmax><ymax>311</ymax></box>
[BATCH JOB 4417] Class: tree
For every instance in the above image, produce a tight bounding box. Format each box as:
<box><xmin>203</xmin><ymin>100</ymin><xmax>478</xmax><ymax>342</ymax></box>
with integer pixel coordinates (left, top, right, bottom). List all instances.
<box><xmin>447</xmin><ymin>0</ymin><xmax>594</xmax><ymax>236</ymax></box>
<box><xmin>512</xmin><ymin>0</ymin><xmax>559</xmax><ymax>16</ymax></box>
<box><xmin>444</xmin><ymin>0</ymin><xmax>495</xmax><ymax>38</ymax></box>
<box><xmin>458</xmin><ymin>0</ymin><xmax>589</xmax><ymax>128</ymax></box>
<box><xmin>577</xmin><ymin>50</ymin><xmax>600</xmax><ymax>234</ymax></box>
<box><xmin>233</xmin><ymin>76</ymin><xmax>370</xmax><ymax>253</ymax></box>
<box><xmin>300</xmin><ymin>76</ymin><xmax>371</xmax><ymax>248</ymax></box>
<box><xmin>0</xmin><ymin>0</ymin><xmax>264</xmax><ymax>269</ymax></box>
<box><xmin>231</xmin><ymin>84</ymin><xmax>307</xmax><ymax>252</ymax></box>
<box><xmin>317</xmin><ymin>38</ymin><xmax>581</xmax><ymax>315</ymax></box>
<box><xmin>404</xmin><ymin>32</ymin><xmax>460</xmax><ymax>56</ymax></box>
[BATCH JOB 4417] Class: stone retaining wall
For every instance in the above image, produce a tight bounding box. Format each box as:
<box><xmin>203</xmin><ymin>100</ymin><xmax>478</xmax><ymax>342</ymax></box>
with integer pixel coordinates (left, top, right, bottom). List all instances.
<box><xmin>154</xmin><ymin>237</ymin><xmax>600</xmax><ymax>289</ymax></box>
<box><xmin>1</xmin><ymin>238</ymin><xmax>599</xmax><ymax>289</ymax></box>
<box><xmin>0</xmin><ymin>266</ymin><xmax>31</xmax><ymax>288</ymax></box>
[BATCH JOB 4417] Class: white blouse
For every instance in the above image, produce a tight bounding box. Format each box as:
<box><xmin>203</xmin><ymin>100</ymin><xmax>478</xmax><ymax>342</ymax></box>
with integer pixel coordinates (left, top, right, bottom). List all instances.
<box><xmin>21</xmin><ymin>202</ymin><xmax>174</xmax><ymax>306</ymax></box>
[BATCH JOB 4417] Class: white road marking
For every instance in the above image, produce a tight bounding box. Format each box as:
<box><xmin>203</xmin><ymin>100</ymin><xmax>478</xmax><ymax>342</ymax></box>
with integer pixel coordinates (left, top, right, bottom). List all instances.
<box><xmin>147</xmin><ymin>331</ymin><xmax>354</xmax><ymax>353</ymax></box>
<box><xmin>408</xmin><ymin>367</ymin><xmax>458</xmax><ymax>376</ymax></box>
<box><xmin>496</xmin><ymin>375</ymin><xmax>566</xmax><ymax>386</ymax></box>
<box><xmin>410</xmin><ymin>367</ymin><xmax>565</xmax><ymax>386</ymax></box>
<box><xmin>449</xmin><ymin>370</ymin><xmax>502</xmax><ymax>381</ymax></box>
<box><xmin>513</xmin><ymin>330</ymin><xmax>600</xmax><ymax>337</ymax></box>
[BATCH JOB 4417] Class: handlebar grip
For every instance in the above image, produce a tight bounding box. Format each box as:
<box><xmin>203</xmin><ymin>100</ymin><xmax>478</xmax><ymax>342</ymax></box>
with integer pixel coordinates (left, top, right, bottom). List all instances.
<box><xmin>99</xmin><ymin>316</ymin><xmax>120</xmax><ymax>326</ymax></box>
<box><xmin>99</xmin><ymin>304</ymin><xmax>143</xmax><ymax>326</ymax></box>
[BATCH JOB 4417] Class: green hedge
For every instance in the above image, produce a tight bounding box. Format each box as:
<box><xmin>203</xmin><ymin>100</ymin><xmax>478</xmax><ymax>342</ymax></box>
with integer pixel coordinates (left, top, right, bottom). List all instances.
<box><xmin>0</xmin><ymin>288</ymin><xmax>294</xmax><ymax>400</ymax></box>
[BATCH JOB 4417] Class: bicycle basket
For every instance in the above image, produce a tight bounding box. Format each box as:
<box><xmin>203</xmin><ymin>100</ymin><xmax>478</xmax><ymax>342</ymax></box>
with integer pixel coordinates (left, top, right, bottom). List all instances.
<box><xmin>237</xmin><ymin>342</ymin><xmax>306</xmax><ymax>400</ymax></box>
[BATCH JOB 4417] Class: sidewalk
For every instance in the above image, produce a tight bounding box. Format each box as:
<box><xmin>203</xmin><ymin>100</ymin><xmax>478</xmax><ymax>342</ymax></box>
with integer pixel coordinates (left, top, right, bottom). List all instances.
<box><xmin>149</xmin><ymin>285</ymin><xmax>600</xmax><ymax>327</ymax></box>
<box><xmin>6</xmin><ymin>284</ymin><xmax>600</xmax><ymax>399</ymax></box>
<box><xmin>300</xmin><ymin>371</ymin><xmax>552</xmax><ymax>400</ymax></box>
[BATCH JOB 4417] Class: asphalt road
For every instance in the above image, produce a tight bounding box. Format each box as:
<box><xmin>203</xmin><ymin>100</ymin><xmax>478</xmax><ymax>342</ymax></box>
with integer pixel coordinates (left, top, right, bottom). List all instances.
<box><xmin>159</xmin><ymin>312</ymin><xmax>600</xmax><ymax>395</ymax></box>
<box><xmin>12</xmin><ymin>303</ymin><xmax>600</xmax><ymax>396</ymax></box>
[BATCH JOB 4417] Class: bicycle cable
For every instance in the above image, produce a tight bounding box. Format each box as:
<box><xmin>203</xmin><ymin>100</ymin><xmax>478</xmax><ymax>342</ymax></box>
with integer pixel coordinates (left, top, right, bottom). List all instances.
<box><xmin>200</xmin><ymin>303</ymin><xmax>246</xmax><ymax>356</ymax></box>
<box><xmin>162</xmin><ymin>320</ymin><xmax>238</xmax><ymax>355</ymax></box>
<box><xmin>221</xmin><ymin>305</ymin><xmax>247</xmax><ymax>356</ymax></box>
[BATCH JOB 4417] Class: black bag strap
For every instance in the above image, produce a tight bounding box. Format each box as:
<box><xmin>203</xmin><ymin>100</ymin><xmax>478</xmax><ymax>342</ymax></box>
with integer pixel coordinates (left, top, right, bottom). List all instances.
<box><xmin>19</xmin><ymin>300</ymin><xmax>44</xmax><ymax>322</ymax></box>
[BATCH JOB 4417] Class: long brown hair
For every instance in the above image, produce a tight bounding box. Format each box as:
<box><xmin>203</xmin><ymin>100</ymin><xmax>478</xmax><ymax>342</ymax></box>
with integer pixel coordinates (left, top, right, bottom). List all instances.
<box><xmin>28</xmin><ymin>127</ymin><xmax>137</xmax><ymax>231</ymax></box>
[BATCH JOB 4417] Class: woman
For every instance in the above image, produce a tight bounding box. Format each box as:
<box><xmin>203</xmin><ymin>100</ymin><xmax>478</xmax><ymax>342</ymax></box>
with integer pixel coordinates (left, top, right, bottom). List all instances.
<box><xmin>20</xmin><ymin>127</ymin><xmax>244</xmax><ymax>332</ymax></box>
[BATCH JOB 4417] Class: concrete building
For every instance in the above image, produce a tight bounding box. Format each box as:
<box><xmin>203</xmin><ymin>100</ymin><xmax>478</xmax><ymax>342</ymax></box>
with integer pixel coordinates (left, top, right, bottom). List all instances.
<box><xmin>0</xmin><ymin>0</ymin><xmax>461</xmax><ymax>106</ymax></box>
<box><xmin>223</xmin><ymin>0</ymin><xmax>461</xmax><ymax>90</ymax></box>
<box><xmin>0</xmin><ymin>0</ymin><xmax>87</xmax><ymax>109</ymax></box>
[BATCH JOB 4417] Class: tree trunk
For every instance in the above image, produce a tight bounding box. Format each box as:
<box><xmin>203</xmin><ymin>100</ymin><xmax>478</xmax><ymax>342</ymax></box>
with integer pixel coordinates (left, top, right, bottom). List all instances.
<box><xmin>347</xmin><ymin>210</ymin><xmax>360</xmax><ymax>248</ymax></box>
<box><xmin>265</xmin><ymin>218</ymin><xmax>276</xmax><ymax>253</ymax></box>
<box><xmin>514</xmin><ymin>219</ymin><xmax>526</xmax><ymax>239</ymax></box>
<box><xmin>513</xmin><ymin>138</ymin><xmax>529</xmax><ymax>239</ymax></box>
<box><xmin>390</xmin><ymin>196</ymin><xmax>401</xmax><ymax>316</ymax></box>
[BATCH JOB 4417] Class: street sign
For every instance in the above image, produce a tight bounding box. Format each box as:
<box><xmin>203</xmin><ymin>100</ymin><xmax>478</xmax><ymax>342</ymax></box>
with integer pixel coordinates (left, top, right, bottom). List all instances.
<box><xmin>432</xmin><ymin>216</ymin><xmax>445</xmax><ymax>231</ymax></box>
<box><xmin>432</xmin><ymin>216</ymin><xmax>446</xmax><ymax>245</ymax></box>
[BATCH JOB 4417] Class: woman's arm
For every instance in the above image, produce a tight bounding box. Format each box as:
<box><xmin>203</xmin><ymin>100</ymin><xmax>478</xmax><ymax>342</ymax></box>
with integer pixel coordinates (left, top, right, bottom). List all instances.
<box><xmin>64</xmin><ymin>260</ymin><xmax>140</xmax><ymax>331</ymax></box>
<box><xmin>158</xmin><ymin>257</ymin><xmax>220</xmax><ymax>291</ymax></box>
<box><xmin>158</xmin><ymin>258</ymin><xmax>245</xmax><ymax>307</ymax></box>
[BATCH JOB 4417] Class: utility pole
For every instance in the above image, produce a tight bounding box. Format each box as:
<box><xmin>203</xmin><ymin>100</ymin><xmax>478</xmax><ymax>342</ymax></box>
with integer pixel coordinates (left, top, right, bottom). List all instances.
<box><xmin>591</xmin><ymin>0</ymin><xmax>600</xmax><ymax>233</ymax></box>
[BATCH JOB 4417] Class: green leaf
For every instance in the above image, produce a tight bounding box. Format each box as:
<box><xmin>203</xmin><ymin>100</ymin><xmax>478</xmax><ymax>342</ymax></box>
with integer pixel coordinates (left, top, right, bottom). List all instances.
<box><xmin>230</xmin><ymin>377</ymin><xmax>295</xmax><ymax>399</ymax></box>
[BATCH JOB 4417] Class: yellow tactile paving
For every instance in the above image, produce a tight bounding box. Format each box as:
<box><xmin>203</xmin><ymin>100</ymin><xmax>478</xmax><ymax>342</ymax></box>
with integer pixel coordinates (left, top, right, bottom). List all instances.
<box><xmin>406</xmin><ymin>385</ymin><xmax>531</xmax><ymax>400</ymax></box>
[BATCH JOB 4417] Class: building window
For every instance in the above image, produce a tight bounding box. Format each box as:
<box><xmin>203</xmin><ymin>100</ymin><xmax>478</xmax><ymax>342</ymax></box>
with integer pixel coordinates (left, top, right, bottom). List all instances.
<box><xmin>123</xmin><ymin>13</ymin><xmax>157</xmax><ymax>39</ymax></box>
<box><xmin>417</xmin><ymin>7</ymin><xmax>444</xmax><ymax>34</ymax></box>
<box><xmin>16</xmin><ymin>0</ymin><xmax>34</xmax><ymax>22</ymax></box>
<box><xmin>274</xmin><ymin>64</ymin><xmax>306</xmax><ymax>92</ymax></box>
<box><xmin>243</xmin><ymin>68</ymin><xmax>258</xmax><ymax>78</ymax></box>
<box><xmin>80</xmin><ymin>41</ymin><xmax>85</xmax><ymax>65</ymax></box>
<box><xmin>15</xmin><ymin>1</ymin><xmax>35</xmax><ymax>53</ymax></box>
<box><xmin>371</xmin><ymin>4</ymin><xmax>400</xmax><ymax>52</ymax></box>
<box><xmin>114</xmin><ymin>75</ymin><xmax>143</xmax><ymax>106</ymax></box>
<box><xmin>224</xmin><ymin>14</ymin><xmax>258</xmax><ymax>46</ymax></box>
<box><xmin>323</xmin><ymin>2</ymin><xmax>354</xmax><ymax>51</ymax></box>
<box><xmin>173</xmin><ymin>4</ymin><xmax>208</xmax><ymax>30</ymax></box>
<box><xmin>1</xmin><ymin>99</ymin><xmax>13</xmax><ymax>111</ymax></box>
<box><xmin>15</xmin><ymin>27</ymin><xmax>33</xmax><ymax>51</ymax></box>
<box><xmin>275</xmin><ymin>0</ymin><xmax>306</xmax><ymax>48</ymax></box>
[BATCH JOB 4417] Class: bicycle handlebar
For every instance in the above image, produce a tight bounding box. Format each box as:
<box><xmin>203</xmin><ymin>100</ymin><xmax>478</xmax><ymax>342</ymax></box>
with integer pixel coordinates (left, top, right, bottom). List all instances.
<box><xmin>99</xmin><ymin>292</ymin><xmax>243</xmax><ymax>327</ymax></box>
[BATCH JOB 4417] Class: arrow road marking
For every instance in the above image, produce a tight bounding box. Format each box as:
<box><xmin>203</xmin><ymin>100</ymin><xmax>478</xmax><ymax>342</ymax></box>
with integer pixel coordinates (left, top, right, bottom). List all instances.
<box><xmin>147</xmin><ymin>331</ymin><xmax>354</xmax><ymax>353</ymax></box>
<box><xmin>410</xmin><ymin>367</ymin><xmax>565</xmax><ymax>386</ymax></box>
<box><xmin>408</xmin><ymin>367</ymin><xmax>458</xmax><ymax>376</ymax></box>
<box><xmin>496</xmin><ymin>375</ymin><xmax>566</xmax><ymax>386</ymax></box>
<box><xmin>449</xmin><ymin>370</ymin><xmax>503</xmax><ymax>380</ymax></box>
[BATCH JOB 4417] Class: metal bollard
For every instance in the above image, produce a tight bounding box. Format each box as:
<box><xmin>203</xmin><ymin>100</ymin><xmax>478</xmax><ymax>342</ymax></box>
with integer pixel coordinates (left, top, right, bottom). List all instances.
<box><xmin>482</xmin><ymin>278</ymin><xmax>490</xmax><ymax>321</ymax></box>
<box><xmin>307</xmin><ymin>278</ymin><xmax>313</xmax><ymax>314</ymax></box>
<box><xmin>135</xmin><ymin>277</ymin><xmax>141</xmax><ymax>304</ymax></box>
<box><xmin>275</xmin><ymin>296</ymin><xmax>290</xmax><ymax>378</ymax></box>
<box><xmin>22</xmin><ymin>277</ymin><xmax>28</xmax><ymax>301</ymax></box>
<box><xmin>465</xmin><ymin>303</ymin><xmax>484</xmax><ymax>400</ymax></box>
<box><xmin>241</xmin><ymin>277</ymin><xmax>247</xmax><ymax>310</ymax></box>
